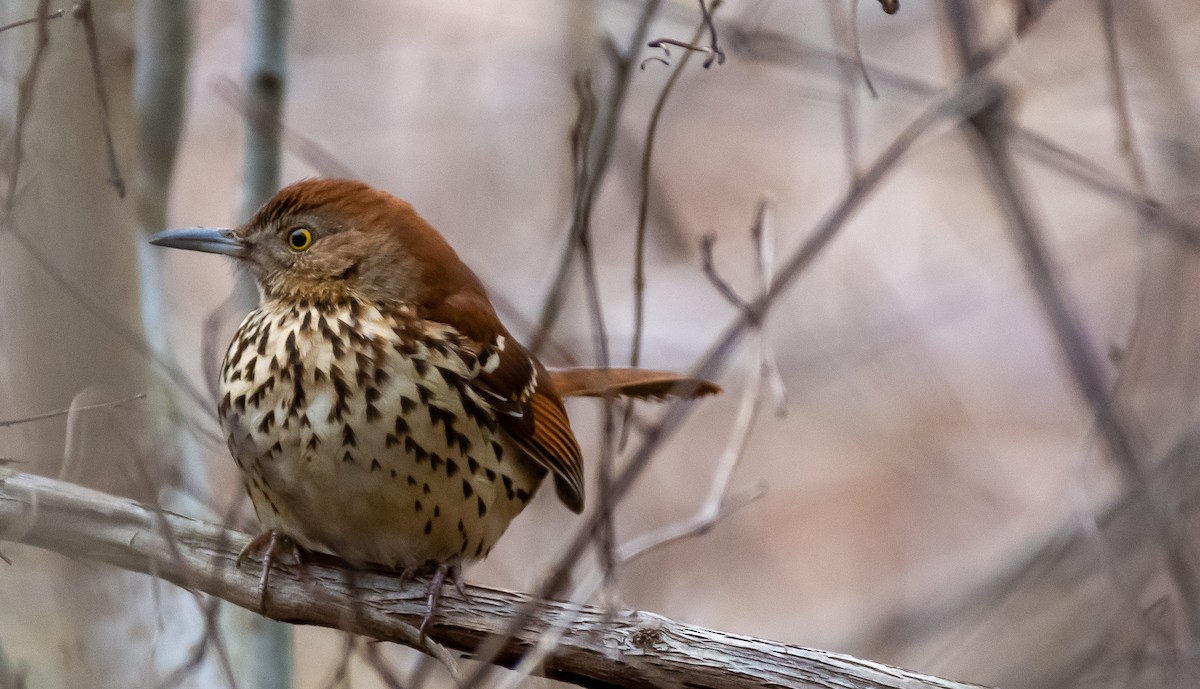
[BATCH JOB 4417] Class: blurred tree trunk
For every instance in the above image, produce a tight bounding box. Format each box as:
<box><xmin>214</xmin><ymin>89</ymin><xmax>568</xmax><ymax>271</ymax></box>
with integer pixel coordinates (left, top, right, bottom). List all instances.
<box><xmin>0</xmin><ymin>1</ymin><xmax>206</xmax><ymax>687</ymax></box>
<box><xmin>218</xmin><ymin>2</ymin><xmax>295</xmax><ymax>688</ymax></box>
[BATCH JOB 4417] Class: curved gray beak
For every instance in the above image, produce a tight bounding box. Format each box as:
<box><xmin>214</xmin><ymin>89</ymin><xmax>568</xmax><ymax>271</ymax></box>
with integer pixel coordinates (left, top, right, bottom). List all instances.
<box><xmin>149</xmin><ymin>227</ymin><xmax>246</xmax><ymax>257</ymax></box>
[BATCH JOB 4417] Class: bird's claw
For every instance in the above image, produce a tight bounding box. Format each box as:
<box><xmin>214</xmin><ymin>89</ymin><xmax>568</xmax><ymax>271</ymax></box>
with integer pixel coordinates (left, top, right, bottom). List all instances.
<box><xmin>237</xmin><ymin>529</ymin><xmax>305</xmax><ymax>613</ymax></box>
<box><xmin>418</xmin><ymin>561</ymin><xmax>465</xmax><ymax>640</ymax></box>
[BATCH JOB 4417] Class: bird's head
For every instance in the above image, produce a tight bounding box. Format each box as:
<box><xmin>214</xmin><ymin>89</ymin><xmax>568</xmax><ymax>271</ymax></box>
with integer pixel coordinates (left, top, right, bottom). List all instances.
<box><xmin>150</xmin><ymin>178</ymin><xmax>486</xmax><ymax>307</ymax></box>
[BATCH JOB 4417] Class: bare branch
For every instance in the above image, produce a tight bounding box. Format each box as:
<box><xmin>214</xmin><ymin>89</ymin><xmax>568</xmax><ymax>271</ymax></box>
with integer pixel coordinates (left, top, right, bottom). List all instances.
<box><xmin>849</xmin><ymin>0</ymin><xmax>880</xmax><ymax>98</ymax></box>
<box><xmin>500</xmin><ymin>199</ymin><xmax>779</xmax><ymax>689</ymax></box>
<box><xmin>824</xmin><ymin>0</ymin><xmax>863</xmax><ymax>180</ymax></box>
<box><xmin>4</xmin><ymin>0</ymin><xmax>53</xmax><ymax>212</ymax></box>
<box><xmin>0</xmin><ymin>469</ymin><xmax>995</xmax><ymax>689</ymax></box>
<box><xmin>700</xmin><ymin>234</ymin><xmax>748</xmax><ymax>310</ymax></box>
<box><xmin>73</xmin><ymin>0</ymin><xmax>126</xmax><ymax>198</ymax></box>
<box><xmin>212</xmin><ymin>77</ymin><xmax>355</xmax><ymax>180</ymax></box>
<box><xmin>531</xmin><ymin>0</ymin><xmax>663</xmax><ymax>356</ymax></box>
<box><xmin>944</xmin><ymin>0</ymin><xmax>1200</xmax><ymax>640</ymax></box>
<box><xmin>466</xmin><ymin>65</ymin><xmax>1002</xmax><ymax>686</ymax></box>
<box><xmin>724</xmin><ymin>22</ymin><xmax>1200</xmax><ymax>247</ymax></box>
<box><xmin>1097</xmin><ymin>0</ymin><xmax>1148</xmax><ymax>196</ymax></box>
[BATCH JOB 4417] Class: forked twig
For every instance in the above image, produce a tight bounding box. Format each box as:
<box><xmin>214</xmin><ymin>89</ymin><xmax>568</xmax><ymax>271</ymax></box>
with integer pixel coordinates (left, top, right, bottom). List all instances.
<box><xmin>644</xmin><ymin>0</ymin><xmax>725</xmax><ymax>69</ymax></box>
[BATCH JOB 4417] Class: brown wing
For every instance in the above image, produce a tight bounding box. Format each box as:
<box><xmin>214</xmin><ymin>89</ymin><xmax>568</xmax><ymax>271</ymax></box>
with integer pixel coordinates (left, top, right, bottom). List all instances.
<box><xmin>424</xmin><ymin>292</ymin><xmax>585</xmax><ymax>513</ymax></box>
<box><xmin>548</xmin><ymin>367</ymin><xmax>722</xmax><ymax>400</ymax></box>
<box><xmin>471</xmin><ymin>340</ymin><xmax>585</xmax><ymax>513</ymax></box>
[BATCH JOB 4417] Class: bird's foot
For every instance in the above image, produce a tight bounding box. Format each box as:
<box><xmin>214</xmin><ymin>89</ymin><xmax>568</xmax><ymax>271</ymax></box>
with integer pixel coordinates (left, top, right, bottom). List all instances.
<box><xmin>236</xmin><ymin>529</ymin><xmax>306</xmax><ymax>613</ymax></box>
<box><xmin>419</xmin><ymin>561</ymin><xmax>465</xmax><ymax>639</ymax></box>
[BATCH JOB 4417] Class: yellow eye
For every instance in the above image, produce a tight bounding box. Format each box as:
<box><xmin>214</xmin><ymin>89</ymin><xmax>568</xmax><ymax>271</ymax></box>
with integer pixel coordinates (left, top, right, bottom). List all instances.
<box><xmin>287</xmin><ymin>227</ymin><xmax>313</xmax><ymax>251</ymax></box>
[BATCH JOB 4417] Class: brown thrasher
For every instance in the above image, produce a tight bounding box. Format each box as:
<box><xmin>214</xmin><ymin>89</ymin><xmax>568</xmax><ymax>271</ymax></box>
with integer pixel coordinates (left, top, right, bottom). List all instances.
<box><xmin>151</xmin><ymin>178</ymin><xmax>716</xmax><ymax>629</ymax></box>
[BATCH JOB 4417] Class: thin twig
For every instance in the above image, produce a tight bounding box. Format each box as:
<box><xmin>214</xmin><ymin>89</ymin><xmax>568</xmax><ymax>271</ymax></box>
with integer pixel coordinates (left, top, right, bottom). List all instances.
<box><xmin>212</xmin><ymin>77</ymin><xmax>355</xmax><ymax>179</ymax></box>
<box><xmin>0</xmin><ymin>219</ymin><xmax>223</xmax><ymax>447</ymax></box>
<box><xmin>698</xmin><ymin>0</ymin><xmax>723</xmax><ymax>66</ymax></box>
<box><xmin>1011</xmin><ymin>128</ymin><xmax>1200</xmax><ymax>247</ymax></box>
<box><xmin>749</xmin><ymin>200</ymin><xmax>788</xmax><ymax>413</ymax></box>
<box><xmin>824</xmin><ymin>0</ymin><xmax>863</xmax><ymax>181</ymax></box>
<box><xmin>0</xmin><ymin>393</ymin><xmax>144</xmax><ymax>428</ymax></box>
<box><xmin>631</xmin><ymin>3</ymin><xmax>720</xmax><ymax>371</ymax></box>
<box><xmin>1097</xmin><ymin>0</ymin><xmax>1148</xmax><ymax>196</ymax></box>
<box><xmin>501</xmin><ymin>200</ymin><xmax>779</xmax><ymax>689</ymax></box>
<box><xmin>4</xmin><ymin>0</ymin><xmax>53</xmax><ymax>212</ymax></box>
<box><xmin>849</xmin><ymin>0</ymin><xmax>879</xmax><ymax>97</ymax></box>
<box><xmin>624</xmin><ymin>202</ymin><xmax>781</xmax><ymax>559</ymax></box>
<box><xmin>531</xmin><ymin>0</ymin><xmax>664</xmax><ymax>356</ymax></box>
<box><xmin>356</xmin><ymin>643</ymin><xmax>405</xmax><ymax>689</ymax></box>
<box><xmin>73</xmin><ymin>0</ymin><xmax>126</xmax><ymax>198</ymax></box>
<box><xmin>568</xmin><ymin>72</ymin><xmax>619</xmax><ymax>613</ymax></box>
<box><xmin>0</xmin><ymin>7</ymin><xmax>63</xmax><ymax>34</ymax></box>
<box><xmin>726</xmin><ymin>22</ymin><xmax>1200</xmax><ymax>247</ymax></box>
<box><xmin>700</xmin><ymin>235</ymin><xmax>747</xmax><ymax>310</ymax></box>
<box><xmin>125</xmin><ymin>453</ymin><xmax>243</xmax><ymax>689</ymax></box>
<box><xmin>645</xmin><ymin>0</ymin><xmax>726</xmax><ymax>70</ymax></box>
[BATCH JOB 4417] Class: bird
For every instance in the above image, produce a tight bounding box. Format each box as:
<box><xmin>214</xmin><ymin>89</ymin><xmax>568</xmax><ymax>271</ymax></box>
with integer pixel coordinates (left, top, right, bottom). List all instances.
<box><xmin>150</xmin><ymin>178</ymin><xmax>717</xmax><ymax>631</ymax></box>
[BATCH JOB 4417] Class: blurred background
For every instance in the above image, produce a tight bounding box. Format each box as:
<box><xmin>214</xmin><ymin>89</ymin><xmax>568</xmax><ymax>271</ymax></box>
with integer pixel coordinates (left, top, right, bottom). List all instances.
<box><xmin>2</xmin><ymin>0</ymin><xmax>1200</xmax><ymax>687</ymax></box>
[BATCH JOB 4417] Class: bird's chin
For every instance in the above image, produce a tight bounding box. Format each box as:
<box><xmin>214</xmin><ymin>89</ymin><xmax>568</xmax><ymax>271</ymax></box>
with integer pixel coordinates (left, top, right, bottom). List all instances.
<box><xmin>260</xmin><ymin>275</ymin><xmax>360</xmax><ymax>306</ymax></box>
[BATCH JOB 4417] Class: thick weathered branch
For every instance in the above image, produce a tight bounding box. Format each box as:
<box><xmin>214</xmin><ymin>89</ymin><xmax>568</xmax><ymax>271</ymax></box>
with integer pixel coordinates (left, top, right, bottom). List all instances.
<box><xmin>0</xmin><ymin>469</ymin><xmax>989</xmax><ymax>689</ymax></box>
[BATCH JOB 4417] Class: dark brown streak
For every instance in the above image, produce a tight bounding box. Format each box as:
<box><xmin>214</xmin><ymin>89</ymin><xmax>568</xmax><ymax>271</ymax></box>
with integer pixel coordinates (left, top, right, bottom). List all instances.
<box><xmin>73</xmin><ymin>0</ymin><xmax>125</xmax><ymax>197</ymax></box>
